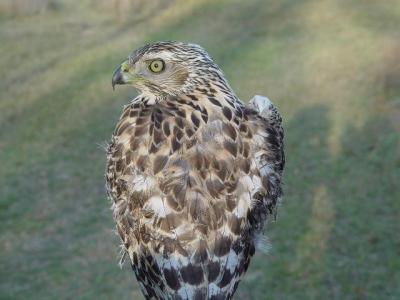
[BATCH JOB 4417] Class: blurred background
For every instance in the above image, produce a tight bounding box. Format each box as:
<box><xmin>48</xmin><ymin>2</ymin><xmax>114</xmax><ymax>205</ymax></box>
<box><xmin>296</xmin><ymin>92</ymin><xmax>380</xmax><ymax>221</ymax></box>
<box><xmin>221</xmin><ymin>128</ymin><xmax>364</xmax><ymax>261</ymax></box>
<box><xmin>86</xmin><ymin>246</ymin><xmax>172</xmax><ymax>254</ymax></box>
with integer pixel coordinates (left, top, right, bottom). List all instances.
<box><xmin>0</xmin><ymin>0</ymin><xmax>399</xmax><ymax>299</ymax></box>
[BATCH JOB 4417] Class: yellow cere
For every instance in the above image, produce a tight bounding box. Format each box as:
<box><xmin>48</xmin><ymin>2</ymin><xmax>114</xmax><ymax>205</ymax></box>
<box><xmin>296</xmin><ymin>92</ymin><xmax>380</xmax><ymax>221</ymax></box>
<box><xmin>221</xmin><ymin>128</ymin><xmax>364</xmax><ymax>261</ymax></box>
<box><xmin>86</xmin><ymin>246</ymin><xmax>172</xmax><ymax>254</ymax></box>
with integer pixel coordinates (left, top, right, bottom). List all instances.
<box><xmin>121</xmin><ymin>61</ymin><xmax>130</xmax><ymax>72</ymax></box>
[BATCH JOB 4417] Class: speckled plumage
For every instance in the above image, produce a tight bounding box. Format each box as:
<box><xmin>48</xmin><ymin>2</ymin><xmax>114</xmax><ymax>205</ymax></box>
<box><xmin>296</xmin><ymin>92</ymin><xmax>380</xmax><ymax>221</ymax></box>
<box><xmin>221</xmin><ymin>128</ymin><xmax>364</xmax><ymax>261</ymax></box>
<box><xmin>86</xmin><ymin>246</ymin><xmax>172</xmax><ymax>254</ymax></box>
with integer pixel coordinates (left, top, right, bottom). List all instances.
<box><xmin>106</xmin><ymin>41</ymin><xmax>284</xmax><ymax>300</ymax></box>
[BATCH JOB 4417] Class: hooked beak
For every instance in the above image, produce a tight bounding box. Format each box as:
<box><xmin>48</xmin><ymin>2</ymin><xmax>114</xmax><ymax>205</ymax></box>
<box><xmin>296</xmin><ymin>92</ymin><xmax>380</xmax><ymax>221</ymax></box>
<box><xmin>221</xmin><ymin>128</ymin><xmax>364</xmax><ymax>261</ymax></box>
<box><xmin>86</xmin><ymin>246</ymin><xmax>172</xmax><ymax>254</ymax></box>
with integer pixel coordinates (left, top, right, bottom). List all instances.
<box><xmin>112</xmin><ymin>66</ymin><xmax>123</xmax><ymax>90</ymax></box>
<box><xmin>112</xmin><ymin>60</ymin><xmax>132</xmax><ymax>90</ymax></box>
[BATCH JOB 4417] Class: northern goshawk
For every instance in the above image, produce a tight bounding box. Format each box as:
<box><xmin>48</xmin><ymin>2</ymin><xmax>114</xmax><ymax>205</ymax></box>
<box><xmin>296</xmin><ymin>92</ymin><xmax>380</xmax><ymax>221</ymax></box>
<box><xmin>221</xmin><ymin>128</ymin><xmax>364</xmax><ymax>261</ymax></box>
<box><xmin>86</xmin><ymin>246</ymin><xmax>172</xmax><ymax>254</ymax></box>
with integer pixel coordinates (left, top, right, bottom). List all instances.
<box><xmin>106</xmin><ymin>41</ymin><xmax>284</xmax><ymax>300</ymax></box>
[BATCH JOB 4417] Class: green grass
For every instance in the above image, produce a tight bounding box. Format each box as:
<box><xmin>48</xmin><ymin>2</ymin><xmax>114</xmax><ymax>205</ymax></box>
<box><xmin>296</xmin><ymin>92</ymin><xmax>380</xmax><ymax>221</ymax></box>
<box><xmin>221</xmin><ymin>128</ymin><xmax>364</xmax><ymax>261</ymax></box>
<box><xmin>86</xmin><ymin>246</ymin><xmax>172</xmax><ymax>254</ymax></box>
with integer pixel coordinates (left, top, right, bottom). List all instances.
<box><xmin>1</xmin><ymin>0</ymin><xmax>399</xmax><ymax>299</ymax></box>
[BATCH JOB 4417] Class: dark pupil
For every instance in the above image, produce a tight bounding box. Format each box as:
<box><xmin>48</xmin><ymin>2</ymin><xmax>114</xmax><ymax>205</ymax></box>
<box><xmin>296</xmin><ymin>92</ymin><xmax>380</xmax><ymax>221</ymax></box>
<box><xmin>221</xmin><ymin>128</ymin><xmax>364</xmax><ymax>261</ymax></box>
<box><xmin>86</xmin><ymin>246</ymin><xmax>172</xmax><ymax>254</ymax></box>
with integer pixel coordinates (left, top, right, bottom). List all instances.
<box><xmin>154</xmin><ymin>63</ymin><xmax>158</xmax><ymax>68</ymax></box>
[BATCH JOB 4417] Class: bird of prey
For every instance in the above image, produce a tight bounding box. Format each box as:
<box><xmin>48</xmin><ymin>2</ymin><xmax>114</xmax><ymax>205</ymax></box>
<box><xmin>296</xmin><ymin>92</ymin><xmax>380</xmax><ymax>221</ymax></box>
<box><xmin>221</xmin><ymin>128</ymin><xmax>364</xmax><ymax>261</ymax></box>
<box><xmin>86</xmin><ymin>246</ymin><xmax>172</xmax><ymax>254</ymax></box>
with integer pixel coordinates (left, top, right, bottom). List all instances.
<box><xmin>106</xmin><ymin>41</ymin><xmax>284</xmax><ymax>300</ymax></box>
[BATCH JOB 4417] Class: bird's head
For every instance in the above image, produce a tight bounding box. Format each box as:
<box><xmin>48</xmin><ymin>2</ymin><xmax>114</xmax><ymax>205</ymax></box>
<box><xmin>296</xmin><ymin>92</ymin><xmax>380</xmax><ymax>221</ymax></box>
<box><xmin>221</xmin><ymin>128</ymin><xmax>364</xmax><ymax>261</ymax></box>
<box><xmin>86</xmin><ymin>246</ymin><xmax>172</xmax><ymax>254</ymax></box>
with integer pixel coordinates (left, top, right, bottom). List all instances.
<box><xmin>112</xmin><ymin>41</ymin><xmax>225</xmax><ymax>97</ymax></box>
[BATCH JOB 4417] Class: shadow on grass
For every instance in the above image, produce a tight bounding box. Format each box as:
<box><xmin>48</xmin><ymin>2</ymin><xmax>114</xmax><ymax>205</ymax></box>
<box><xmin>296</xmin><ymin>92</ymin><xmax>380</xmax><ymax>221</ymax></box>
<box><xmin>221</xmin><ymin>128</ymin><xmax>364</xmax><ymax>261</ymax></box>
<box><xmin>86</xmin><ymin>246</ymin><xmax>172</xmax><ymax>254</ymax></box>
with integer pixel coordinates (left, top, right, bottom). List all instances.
<box><xmin>322</xmin><ymin>114</ymin><xmax>399</xmax><ymax>299</ymax></box>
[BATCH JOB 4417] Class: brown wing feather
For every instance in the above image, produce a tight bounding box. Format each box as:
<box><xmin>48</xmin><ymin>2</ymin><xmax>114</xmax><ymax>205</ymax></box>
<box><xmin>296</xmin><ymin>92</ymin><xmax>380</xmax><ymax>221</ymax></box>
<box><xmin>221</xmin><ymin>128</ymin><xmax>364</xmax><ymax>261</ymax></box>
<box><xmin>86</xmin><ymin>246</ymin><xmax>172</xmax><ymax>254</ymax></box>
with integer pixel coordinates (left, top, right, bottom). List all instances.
<box><xmin>245</xmin><ymin>96</ymin><xmax>285</xmax><ymax>246</ymax></box>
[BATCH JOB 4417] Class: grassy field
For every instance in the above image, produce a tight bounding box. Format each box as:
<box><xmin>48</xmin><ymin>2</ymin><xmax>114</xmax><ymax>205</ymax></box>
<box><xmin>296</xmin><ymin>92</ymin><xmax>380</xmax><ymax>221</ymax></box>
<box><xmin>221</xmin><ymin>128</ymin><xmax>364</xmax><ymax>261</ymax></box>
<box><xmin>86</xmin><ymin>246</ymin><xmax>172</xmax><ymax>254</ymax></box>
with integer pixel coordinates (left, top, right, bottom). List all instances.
<box><xmin>1</xmin><ymin>0</ymin><xmax>399</xmax><ymax>299</ymax></box>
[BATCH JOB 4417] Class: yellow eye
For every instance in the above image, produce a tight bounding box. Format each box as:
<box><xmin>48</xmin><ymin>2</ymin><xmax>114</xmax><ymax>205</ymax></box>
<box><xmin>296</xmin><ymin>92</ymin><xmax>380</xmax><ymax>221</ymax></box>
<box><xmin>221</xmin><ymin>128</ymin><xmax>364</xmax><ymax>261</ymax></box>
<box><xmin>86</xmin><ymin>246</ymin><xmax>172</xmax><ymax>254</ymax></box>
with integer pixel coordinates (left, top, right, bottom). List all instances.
<box><xmin>149</xmin><ymin>60</ymin><xmax>165</xmax><ymax>73</ymax></box>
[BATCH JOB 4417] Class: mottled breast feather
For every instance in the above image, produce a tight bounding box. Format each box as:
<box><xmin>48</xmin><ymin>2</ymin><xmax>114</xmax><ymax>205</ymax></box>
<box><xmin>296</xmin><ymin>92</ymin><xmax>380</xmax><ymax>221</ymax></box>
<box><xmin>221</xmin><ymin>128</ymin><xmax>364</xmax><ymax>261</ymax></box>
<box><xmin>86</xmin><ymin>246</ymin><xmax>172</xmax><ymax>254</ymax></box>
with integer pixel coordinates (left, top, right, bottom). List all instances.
<box><xmin>106</xmin><ymin>59</ymin><xmax>284</xmax><ymax>300</ymax></box>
